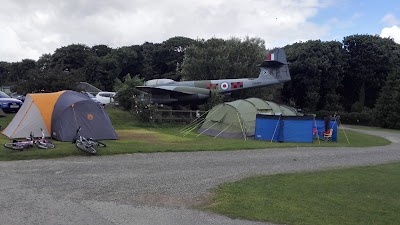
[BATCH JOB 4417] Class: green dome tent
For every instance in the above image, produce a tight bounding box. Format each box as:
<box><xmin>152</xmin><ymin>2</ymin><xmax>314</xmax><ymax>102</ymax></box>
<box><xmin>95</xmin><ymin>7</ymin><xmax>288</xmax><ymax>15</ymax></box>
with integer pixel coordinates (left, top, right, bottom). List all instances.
<box><xmin>197</xmin><ymin>98</ymin><xmax>299</xmax><ymax>139</ymax></box>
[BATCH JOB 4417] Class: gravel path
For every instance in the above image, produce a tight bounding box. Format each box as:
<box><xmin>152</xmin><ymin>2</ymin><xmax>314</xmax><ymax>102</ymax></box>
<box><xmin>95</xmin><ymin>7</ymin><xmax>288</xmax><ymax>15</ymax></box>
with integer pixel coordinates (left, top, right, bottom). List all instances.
<box><xmin>1</xmin><ymin>128</ymin><xmax>400</xmax><ymax>225</ymax></box>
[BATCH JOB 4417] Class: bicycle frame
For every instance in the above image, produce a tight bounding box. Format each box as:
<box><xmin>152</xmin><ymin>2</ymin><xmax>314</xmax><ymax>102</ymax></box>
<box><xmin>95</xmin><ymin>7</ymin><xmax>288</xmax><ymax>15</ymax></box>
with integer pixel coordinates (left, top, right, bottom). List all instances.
<box><xmin>73</xmin><ymin>127</ymin><xmax>89</xmax><ymax>144</ymax></box>
<box><xmin>37</xmin><ymin>128</ymin><xmax>50</xmax><ymax>144</ymax></box>
<box><xmin>35</xmin><ymin>128</ymin><xmax>55</xmax><ymax>149</ymax></box>
<box><xmin>12</xmin><ymin>139</ymin><xmax>35</xmax><ymax>148</ymax></box>
<box><xmin>73</xmin><ymin>127</ymin><xmax>96</xmax><ymax>154</ymax></box>
<box><xmin>8</xmin><ymin>132</ymin><xmax>36</xmax><ymax>149</ymax></box>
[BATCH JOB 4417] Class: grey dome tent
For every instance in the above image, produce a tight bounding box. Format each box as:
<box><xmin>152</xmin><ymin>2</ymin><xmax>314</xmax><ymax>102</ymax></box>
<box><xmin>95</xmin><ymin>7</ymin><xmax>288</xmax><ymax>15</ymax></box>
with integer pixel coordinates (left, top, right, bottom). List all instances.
<box><xmin>2</xmin><ymin>90</ymin><xmax>118</xmax><ymax>141</ymax></box>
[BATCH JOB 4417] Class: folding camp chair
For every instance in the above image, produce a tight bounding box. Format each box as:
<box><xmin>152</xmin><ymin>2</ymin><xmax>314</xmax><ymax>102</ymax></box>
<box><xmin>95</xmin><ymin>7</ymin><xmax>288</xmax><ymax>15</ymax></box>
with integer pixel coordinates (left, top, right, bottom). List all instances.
<box><xmin>323</xmin><ymin>128</ymin><xmax>333</xmax><ymax>142</ymax></box>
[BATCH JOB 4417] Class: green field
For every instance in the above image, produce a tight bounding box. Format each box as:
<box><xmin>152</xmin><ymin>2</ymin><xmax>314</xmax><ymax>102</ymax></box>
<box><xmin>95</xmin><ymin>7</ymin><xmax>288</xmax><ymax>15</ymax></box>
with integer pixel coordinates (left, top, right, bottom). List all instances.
<box><xmin>0</xmin><ymin>108</ymin><xmax>391</xmax><ymax>161</ymax></box>
<box><xmin>203</xmin><ymin>163</ymin><xmax>400</xmax><ymax>225</ymax></box>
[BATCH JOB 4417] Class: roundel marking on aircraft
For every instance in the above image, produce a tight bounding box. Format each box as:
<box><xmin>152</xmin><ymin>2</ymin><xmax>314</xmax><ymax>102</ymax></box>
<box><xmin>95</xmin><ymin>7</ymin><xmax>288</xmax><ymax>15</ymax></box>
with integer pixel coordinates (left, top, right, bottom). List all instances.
<box><xmin>220</xmin><ymin>82</ymin><xmax>229</xmax><ymax>90</ymax></box>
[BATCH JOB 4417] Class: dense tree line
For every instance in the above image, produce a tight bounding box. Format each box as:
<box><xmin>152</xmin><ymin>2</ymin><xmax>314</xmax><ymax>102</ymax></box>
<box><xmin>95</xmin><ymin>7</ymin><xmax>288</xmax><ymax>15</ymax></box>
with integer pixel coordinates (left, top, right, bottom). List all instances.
<box><xmin>1</xmin><ymin>35</ymin><xmax>399</xmax><ymax>128</ymax></box>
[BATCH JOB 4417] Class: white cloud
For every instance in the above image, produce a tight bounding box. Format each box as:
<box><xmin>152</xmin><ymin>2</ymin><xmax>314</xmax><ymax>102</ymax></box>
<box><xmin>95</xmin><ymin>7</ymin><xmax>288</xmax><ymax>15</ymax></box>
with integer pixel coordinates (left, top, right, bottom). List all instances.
<box><xmin>381</xmin><ymin>26</ymin><xmax>400</xmax><ymax>43</ymax></box>
<box><xmin>380</xmin><ymin>13</ymin><xmax>400</xmax><ymax>43</ymax></box>
<box><xmin>0</xmin><ymin>0</ymin><xmax>329</xmax><ymax>62</ymax></box>
<box><xmin>381</xmin><ymin>13</ymin><xmax>400</xmax><ymax>25</ymax></box>
<box><xmin>0</xmin><ymin>26</ymin><xmax>41</xmax><ymax>62</ymax></box>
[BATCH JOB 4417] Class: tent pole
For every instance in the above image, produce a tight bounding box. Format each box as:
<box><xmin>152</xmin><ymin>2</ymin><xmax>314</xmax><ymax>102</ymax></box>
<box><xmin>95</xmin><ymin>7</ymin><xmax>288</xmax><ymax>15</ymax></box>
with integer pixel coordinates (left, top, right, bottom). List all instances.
<box><xmin>271</xmin><ymin>115</ymin><xmax>281</xmax><ymax>143</ymax></box>
<box><xmin>313</xmin><ymin>115</ymin><xmax>320</xmax><ymax>145</ymax></box>
<box><xmin>330</xmin><ymin>116</ymin><xmax>349</xmax><ymax>144</ymax></box>
<box><xmin>71</xmin><ymin>104</ymin><xmax>79</xmax><ymax>127</ymax></box>
<box><xmin>236</xmin><ymin>112</ymin><xmax>247</xmax><ymax>141</ymax></box>
<box><xmin>241</xmin><ymin>119</ymin><xmax>249</xmax><ymax>141</ymax></box>
<box><xmin>214</xmin><ymin>124</ymin><xmax>232</xmax><ymax>138</ymax></box>
<box><xmin>338</xmin><ymin>118</ymin><xmax>350</xmax><ymax>144</ymax></box>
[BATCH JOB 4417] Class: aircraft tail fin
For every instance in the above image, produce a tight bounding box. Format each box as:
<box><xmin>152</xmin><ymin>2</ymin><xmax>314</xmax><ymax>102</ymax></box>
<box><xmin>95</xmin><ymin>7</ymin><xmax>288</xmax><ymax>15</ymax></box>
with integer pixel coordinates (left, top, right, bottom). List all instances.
<box><xmin>257</xmin><ymin>48</ymin><xmax>291</xmax><ymax>82</ymax></box>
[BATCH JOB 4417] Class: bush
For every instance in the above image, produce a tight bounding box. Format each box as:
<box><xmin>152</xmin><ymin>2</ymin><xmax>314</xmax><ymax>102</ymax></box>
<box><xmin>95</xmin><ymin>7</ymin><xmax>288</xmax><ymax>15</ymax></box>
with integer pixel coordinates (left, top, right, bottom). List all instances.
<box><xmin>313</xmin><ymin>110</ymin><xmax>374</xmax><ymax>126</ymax></box>
<box><xmin>132</xmin><ymin>96</ymin><xmax>157</xmax><ymax>124</ymax></box>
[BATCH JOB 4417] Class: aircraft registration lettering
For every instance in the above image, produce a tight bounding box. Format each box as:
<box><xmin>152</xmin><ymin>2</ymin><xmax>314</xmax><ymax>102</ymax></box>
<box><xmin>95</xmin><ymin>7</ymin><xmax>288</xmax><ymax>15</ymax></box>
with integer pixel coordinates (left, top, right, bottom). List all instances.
<box><xmin>252</xmin><ymin>82</ymin><xmax>261</xmax><ymax>85</ymax></box>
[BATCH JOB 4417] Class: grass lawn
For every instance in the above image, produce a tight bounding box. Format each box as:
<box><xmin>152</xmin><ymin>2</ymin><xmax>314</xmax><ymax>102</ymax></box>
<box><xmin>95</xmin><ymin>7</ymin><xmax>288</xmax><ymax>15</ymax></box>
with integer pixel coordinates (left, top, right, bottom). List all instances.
<box><xmin>345</xmin><ymin>124</ymin><xmax>400</xmax><ymax>134</ymax></box>
<box><xmin>202</xmin><ymin>163</ymin><xmax>400</xmax><ymax>225</ymax></box>
<box><xmin>0</xmin><ymin>108</ymin><xmax>392</xmax><ymax>161</ymax></box>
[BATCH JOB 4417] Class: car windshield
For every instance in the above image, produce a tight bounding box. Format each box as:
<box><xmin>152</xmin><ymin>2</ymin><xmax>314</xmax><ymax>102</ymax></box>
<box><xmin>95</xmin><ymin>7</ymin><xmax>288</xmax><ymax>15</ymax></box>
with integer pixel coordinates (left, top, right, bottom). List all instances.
<box><xmin>0</xmin><ymin>91</ymin><xmax>11</xmax><ymax>98</ymax></box>
<box><xmin>83</xmin><ymin>92</ymin><xmax>95</xmax><ymax>98</ymax></box>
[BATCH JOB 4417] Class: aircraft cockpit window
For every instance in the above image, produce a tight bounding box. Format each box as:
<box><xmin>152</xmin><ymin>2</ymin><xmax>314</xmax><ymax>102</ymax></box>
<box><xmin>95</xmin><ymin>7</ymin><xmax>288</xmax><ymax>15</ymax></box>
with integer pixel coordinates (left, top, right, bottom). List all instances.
<box><xmin>145</xmin><ymin>79</ymin><xmax>175</xmax><ymax>86</ymax></box>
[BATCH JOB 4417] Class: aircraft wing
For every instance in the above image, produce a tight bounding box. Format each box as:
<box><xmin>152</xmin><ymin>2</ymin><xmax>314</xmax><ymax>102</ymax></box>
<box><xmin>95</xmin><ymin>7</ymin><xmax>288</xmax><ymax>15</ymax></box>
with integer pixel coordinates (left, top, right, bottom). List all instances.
<box><xmin>135</xmin><ymin>85</ymin><xmax>211</xmax><ymax>105</ymax></box>
<box><xmin>135</xmin><ymin>86</ymin><xmax>210</xmax><ymax>96</ymax></box>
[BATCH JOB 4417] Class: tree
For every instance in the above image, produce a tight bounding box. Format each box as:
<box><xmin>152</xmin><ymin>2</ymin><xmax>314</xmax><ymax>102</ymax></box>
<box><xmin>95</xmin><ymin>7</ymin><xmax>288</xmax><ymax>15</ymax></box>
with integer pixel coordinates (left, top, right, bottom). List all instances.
<box><xmin>114</xmin><ymin>74</ymin><xmax>144</xmax><ymax>110</ymax></box>
<box><xmin>0</xmin><ymin>62</ymin><xmax>12</xmax><ymax>86</ymax></box>
<box><xmin>374</xmin><ymin>70</ymin><xmax>400</xmax><ymax>129</ymax></box>
<box><xmin>1</xmin><ymin>59</ymin><xmax>36</xmax><ymax>89</ymax></box>
<box><xmin>282</xmin><ymin>40</ymin><xmax>345</xmax><ymax>112</ymax></box>
<box><xmin>155</xmin><ymin>36</ymin><xmax>196</xmax><ymax>81</ymax></box>
<box><xmin>91</xmin><ymin>44</ymin><xmax>112</xmax><ymax>57</ymax></box>
<box><xmin>14</xmin><ymin>65</ymin><xmax>81</xmax><ymax>93</ymax></box>
<box><xmin>139</xmin><ymin>37</ymin><xmax>196</xmax><ymax>82</ymax></box>
<box><xmin>51</xmin><ymin>44</ymin><xmax>93</xmax><ymax>71</ymax></box>
<box><xmin>106</xmin><ymin>46</ymin><xmax>142</xmax><ymax>83</ymax></box>
<box><xmin>342</xmin><ymin>35</ymin><xmax>399</xmax><ymax>111</ymax></box>
<box><xmin>141</xmin><ymin>42</ymin><xmax>158</xmax><ymax>81</ymax></box>
<box><xmin>180</xmin><ymin>37</ymin><xmax>265</xmax><ymax>80</ymax></box>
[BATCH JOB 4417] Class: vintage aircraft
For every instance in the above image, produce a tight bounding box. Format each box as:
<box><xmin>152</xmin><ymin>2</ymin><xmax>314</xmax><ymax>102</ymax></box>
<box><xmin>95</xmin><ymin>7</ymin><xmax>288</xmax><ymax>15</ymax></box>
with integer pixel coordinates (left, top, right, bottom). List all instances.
<box><xmin>135</xmin><ymin>48</ymin><xmax>291</xmax><ymax>106</ymax></box>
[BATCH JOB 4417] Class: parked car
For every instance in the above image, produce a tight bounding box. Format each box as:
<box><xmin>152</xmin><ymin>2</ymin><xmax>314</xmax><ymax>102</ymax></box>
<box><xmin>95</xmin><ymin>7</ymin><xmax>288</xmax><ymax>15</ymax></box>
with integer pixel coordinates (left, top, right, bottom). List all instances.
<box><xmin>96</xmin><ymin>91</ymin><xmax>116</xmax><ymax>105</ymax></box>
<box><xmin>0</xmin><ymin>91</ymin><xmax>23</xmax><ymax>113</ymax></box>
<box><xmin>10</xmin><ymin>92</ymin><xmax>26</xmax><ymax>102</ymax></box>
<box><xmin>82</xmin><ymin>92</ymin><xmax>102</xmax><ymax>106</ymax></box>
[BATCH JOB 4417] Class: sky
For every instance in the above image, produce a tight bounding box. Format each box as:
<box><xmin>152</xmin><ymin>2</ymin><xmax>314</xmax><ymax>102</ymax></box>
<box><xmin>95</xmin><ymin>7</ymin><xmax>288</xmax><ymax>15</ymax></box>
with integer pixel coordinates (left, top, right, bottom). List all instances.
<box><xmin>1</xmin><ymin>0</ymin><xmax>399</xmax><ymax>62</ymax></box>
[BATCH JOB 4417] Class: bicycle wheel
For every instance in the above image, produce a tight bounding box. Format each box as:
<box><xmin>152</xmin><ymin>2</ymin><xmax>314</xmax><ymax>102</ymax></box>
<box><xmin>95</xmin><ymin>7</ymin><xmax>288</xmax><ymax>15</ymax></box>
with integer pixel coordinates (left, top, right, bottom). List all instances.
<box><xmin>36</xmin><ymin>141</ymin><xmax>55</xmax><ymax>149</ymax></box>
<box><xmin>4</xmin><ymin>143</ymin><xmax>24</xmax><ymax>151</ymax></box>
<box><xmin>76</xmin><ymin>141</ymin><xmax>96</xmax><ymax>155</ymax></box>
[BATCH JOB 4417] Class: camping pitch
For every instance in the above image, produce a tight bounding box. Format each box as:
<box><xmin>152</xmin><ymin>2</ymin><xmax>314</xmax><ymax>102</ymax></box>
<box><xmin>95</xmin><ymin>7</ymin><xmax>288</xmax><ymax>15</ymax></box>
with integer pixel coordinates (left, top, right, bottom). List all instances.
<box><xmin>197</xmin><ymin>98</ymin><xmax>300</xmax><ymax>139</ymax></box>
<box><xmin>2</xmin><ymin>90</ymin><xmax>118</xmax><ymax>141</ymax></box>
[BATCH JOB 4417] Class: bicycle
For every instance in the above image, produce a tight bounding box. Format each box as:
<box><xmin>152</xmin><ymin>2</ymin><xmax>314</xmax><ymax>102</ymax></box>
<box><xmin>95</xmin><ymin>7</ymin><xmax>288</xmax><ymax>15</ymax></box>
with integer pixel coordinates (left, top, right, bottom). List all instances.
<box><xmin>4</xmin><ymin>132</ymin><xmax>36</xmax><ymax>151</ymax></box>
<box><xmin>35</xmin><ymin>128</ymin><xmax>55</xmax><ymax>149</ymax></box>
<box><xmin>88</xmin><ymin>138</ymin><xmax>106</xmax><ymax>147</ymax></box>
<box><xmin>72</xmin><ymin>127</ymin><xmax>96</xmax><ymax>155</ymax></box>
